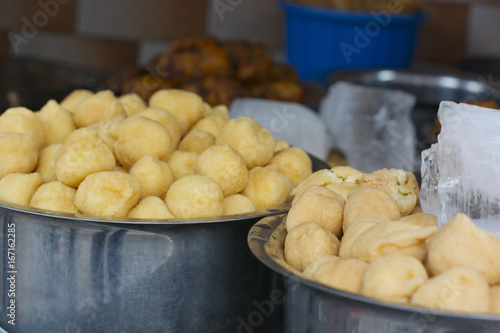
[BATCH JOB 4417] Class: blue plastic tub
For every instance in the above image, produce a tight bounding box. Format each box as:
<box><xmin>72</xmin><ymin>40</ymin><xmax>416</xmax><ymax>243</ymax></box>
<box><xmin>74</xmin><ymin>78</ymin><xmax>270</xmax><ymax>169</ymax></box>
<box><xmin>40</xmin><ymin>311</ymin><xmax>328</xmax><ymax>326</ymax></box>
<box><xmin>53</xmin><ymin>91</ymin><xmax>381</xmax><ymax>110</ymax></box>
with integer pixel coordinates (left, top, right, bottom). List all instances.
<box><xmin>281</xmin><ymin>1</ymin><xmax>425</xmax><ymax>83</ymax></box>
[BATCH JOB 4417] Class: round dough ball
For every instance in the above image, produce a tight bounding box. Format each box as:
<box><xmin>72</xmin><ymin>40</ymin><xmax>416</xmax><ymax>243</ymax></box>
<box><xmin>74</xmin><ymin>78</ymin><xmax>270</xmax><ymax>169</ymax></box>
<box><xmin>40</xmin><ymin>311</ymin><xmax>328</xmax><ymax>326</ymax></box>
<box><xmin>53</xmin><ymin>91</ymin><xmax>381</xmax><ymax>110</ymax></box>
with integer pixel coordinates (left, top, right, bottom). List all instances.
<box><xmin>178</xmin><ymin>129</ymin><xmax>215</xmax><ymax>154</ymax></box>
<box><xmin>149</xmin><ymin>89</ymin><xmax>205</xmax><ymax>135</ymax></box>
<box><xmin>205</xmin><ymin>104</ymin><xmax>229</xmax><ymax>120</ymax></box>
<box><xmin>0</xmin><ymin>107</ymin><xmax>45</xmax><ymax>149</ymax></box>
<box><xmin>127</xmin><ymin>196</ymin><xmax>175</xmax><ymax>219</ymax></box>
<box><xmin>427</xmin><ymin>213</ymin><xmax>500</xmax><ymax>285</ymax></box>
<box><xmin>343</xmin><ymin>187</ymin><xmax>401</xmax><ymax>232</ymax></box>
<box><xmin>195</xmin><ymin>144</ymin><xmax>248</xmax><ymax>196</ymax></box>
<box><xmin>411</xmin><ymin>266</ymin><xmax>490</xmax><ymax>314</ymax></box>
<box><xmin>55</xmin><ymin>128</ymin><xmax>116</xmax><ymax>188</ymax></box>
<box><xmin>191</xmin><ymin>114</ymin><xmax>227</xmax><ymax>137</ymax></box>
<box><xmin>216</xmin><ymin>117</ymin><xmax>276</xmax><ymax>169</ymax></box>
<box><xmin>167</xmin><ymin>150</ymin><xmax>199</xmax><ymax>180</ymax></box>
<box><xmin>36</xmin><ymin>144</ymin><xmax>61</xmax><ymax>183</ymax></box>
<box><xmin>37</xmin><ymin>100</ymin><xmax>76</xmax><ymax>145</ymax></box>
<box><xmin>75</xmin><ymin>171</ymin><xmax>141</xmax><ymax>217</ymax></box>
<box><xmin>0</xmin><ymin>172</ymin><xmax>42</xmax><ymax>206</ymax></box>
<box><xmin>267</xmin><ymin>147</ymin><xmax>312</xmax><ymax>187</ymax></box>
<box><xmin>302</xmin><ymin>255</ymin><xmax>341</xmax><ymax>278</ymax></box>
<box><xmin>113</xmin><ymin>115</ymin><xmax>174</xmax><ymax>168</ymax></box>
<box><xmin>223</xmin><ymin>194</ymin><xmax>256</xmax><ymax>215</ymax></box>
<box><xmin>30</xmin><ymin>181</ymin><xmax>79</xmax><ymax>214</ymax></box>
<box><xmin>118</xmin><ymin>93</ymin><xmax>147</xmax><ymax>116</ymax></box>
<box><xmin>338</xmin><ymin>216</ymin><xmax>384</xmax><ymax>259</ymax></box>
<box><xmin>274</xmin><ymin>140</ymin><xmax>290</xmax><ymax>152</ymax></box>
<box><xmin>137</xmin><ymin>107</ymin><xmax>182</xmax><ymax>148</ymax></box>
<box><xmin>129</xmin><ymin>155</ymin><xmax>174</xmax><ymax>199</ymax></box>
<box><xmin>399</xmin><ymin>213</ymin><xmax>438</xmax><ymax>229</ymax></box>
<box><xmin>60</xmin><ymin>89</ymin><xmax>94</xmax><ymax>113</ymax></box>
<box><xmin>73</xmin><ymin>90</ymin><xmax>126</xmax><ymax>128</ymax></box>
<box><xmin>0</xmin><ymin>132</ymin><xmax>39</xmax><ymax>179</ymax></box>
<box><xmin>489</xmin><ymin>286</ymin><xmax>500</xmax><ymax>315</ymax></box>
<box><xmin>284</xmin><ymin>222</ymin><xmax>340</xmax><ymax>272</ymax></box>
<box><xmin>165</xmin><ymin>175</ymin><xmax>223</xmax><ymax>219</ymax></box>
<box><xmin>242</xmin><ymin>167</ymin><xmax>293</xmax><ymax>210</ymax></box>
<box><xmin>286</xmin><ymin>185</ymin><xmax>345</xmax><ymax>239</ymax></box>
<box><xmin>315</xmin><ymin>258</ymin><xmax>368</xmax><ymax>294</ymax></box>
<box><xmin>362</xmin><ymin>254</ymin><xmax>428</xmax><ymax>304</ymax></box>
<box><xmin>89</xmin><ymin>115</ymin><xmax>126</xmax><ymax>151</ymax></box>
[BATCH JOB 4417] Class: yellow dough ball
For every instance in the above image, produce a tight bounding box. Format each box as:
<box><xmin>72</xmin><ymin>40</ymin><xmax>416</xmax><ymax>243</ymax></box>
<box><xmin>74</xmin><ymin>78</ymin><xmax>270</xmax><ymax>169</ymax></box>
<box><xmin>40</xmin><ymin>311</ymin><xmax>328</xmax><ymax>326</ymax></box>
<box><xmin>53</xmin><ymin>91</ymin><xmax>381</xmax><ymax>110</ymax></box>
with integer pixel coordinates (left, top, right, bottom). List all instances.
<box><xmin>195</xmin><ymin>144</ymin><xmax>248</xmax><ymax>196</ymax></box>
<box><xmin>36</xmin><ymin>144</ymin><xmax>61</xmax><ymax>183</ymax></box>
<box><xmin>167</xmin><ymin>150</ymin><xmax>199</xmax><ymax>180</ymax></box>
<box><xmin>284</xmin><ymin>222</ymin><xmax>341</xmax><ymax>272</ymax></box>
<box><xmin>178</xmin><ymin>129</ymin><xmax>215</xmax><ymax>154</ymax></box>
<box><xmin>216</xmin><ymin>117</ymin><xmax>276</xmax><ymax>169</ymax></box>
<box><xmin>129</xmin><ymin>155</ymin><xmax>174</xmax><ymax>199</ymax></box>
<box><xmin>399</xmin><ymin>213</ymin><xmax>438</xmax><ymax>229</ymax></box>
<box><xmin>55</xmin><ymin>128</ymin><xmax>116</xmax><ymax>188</ymax></box>
<box><xmin>302</xmin><ymin>255</ymin><xmax>341</xmax><ymax>278</ymax></box>
<box><xmin>338</xmin><ymin>216</ymin><xmax>385</xmax><ymax>259</ymax></box>
<box><xmin>0</xmin><ymin>172</ymin><xmax>42</xmax><ymax>206</ymax></box>
<box><xmin>489</xmin><ymin>286</ymin><xmax>500</xmax><ymax>315</ymax></box>
<box><xmin>37</xmin><ymin>100</ymin><xmax>76</xmax><ymax>145</ymax></box>
<box><xmin>0</xmin><ymin>132</ymin><xmax>39</xmax><ymax>179</ymax></box>
<box><xmin>274</xmin><ymin>140</ymin><xmax>290</xmax><ymax>152</ymax></box>
<box><xmin>118</xmin><ymin>93</ymin><xmax>147</xmax><ymax>116</ymax></box>
<box><xmin>127</xmin><ymin>196</ymin><xmax>175</xmax><ymax>219</ymax></box>
<box><xmin>60</xmin><ymin>89</ymin><xmax>94</xmax><ymax>113</ymax></box>
<box><xmin>137</xmin><ymin>107</ymin><xmax>182</xmax><ymax>148</ymax></box>
<box><xmin>206</xmin><ymin>104</ymin><xmax>230</xmax><ymax>120</ymax></box>
<box><xmin>362</xmin><ymin>254</ymin><xmax>428</xmax><ymax>304</ymax></box>
<box><xmin>73</xmin><ymin>90</ymin><xmax>126</xmax><ymax>128</ymax></box>
<box><xmin>165</xmin><ymin>175</ymin><xmax>224</xmax><ymax>219</ymax></box>
<box><xmin>223</xmin><ymin>194</ymin><xmax>256</xmax><ymax>215</ymax></box>
<box><xmin>149</xmin><ymin>89</ymin><xmax>205</xmax><ymax>135</ymax></box>
<box><xmin>314</xmin><ymin>258</ymin><xmax>368</xmax><ymax>294</ymax></box>
<box><xmin>113</xmin><ymin>115</ymin><xmax>174</xmax><ymax>168</ymax></box>
<box><xmin>242</xmin><ymin>167</ymin><xmax>293</xmax><ymax>210</ymax></box>
<box><xmin>75</xmin><ymin>171</ymin><xmax>141</xmax><ymax>217</ymax></box>
<box><xmin>267</xmin><ymin>147</ymin><xmax>312</xmax><ymax>187</ymax></box>
<box><xmin>29</xmin><ymin>181</ymin><xmax>79</xmax><ymax>214</ymax></box>
<box><xmin>191</xmin><ymin>114</ymin><xmax>227</xmax><ymax>137</ymax></box>
<box><xmin>0</xmin><ymin>107</ymin><xmax>45</xmax><ymax>149</ymax></box>
<box><xmin>89</xmin><ymin>115</ymin><xmax>126</xmax><ymax>151</ymax></box>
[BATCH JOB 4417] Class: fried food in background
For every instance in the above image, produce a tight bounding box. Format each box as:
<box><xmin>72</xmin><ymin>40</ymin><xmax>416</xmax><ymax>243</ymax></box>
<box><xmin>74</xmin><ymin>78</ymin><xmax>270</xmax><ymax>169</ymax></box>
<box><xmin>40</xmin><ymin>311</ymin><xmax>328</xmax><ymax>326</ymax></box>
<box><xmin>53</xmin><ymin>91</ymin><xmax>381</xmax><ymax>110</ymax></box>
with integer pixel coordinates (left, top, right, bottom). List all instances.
<box><xmin>288</xmin><ymin>0</ymin><xmax>422</xmax><ymax>13</ymax></box>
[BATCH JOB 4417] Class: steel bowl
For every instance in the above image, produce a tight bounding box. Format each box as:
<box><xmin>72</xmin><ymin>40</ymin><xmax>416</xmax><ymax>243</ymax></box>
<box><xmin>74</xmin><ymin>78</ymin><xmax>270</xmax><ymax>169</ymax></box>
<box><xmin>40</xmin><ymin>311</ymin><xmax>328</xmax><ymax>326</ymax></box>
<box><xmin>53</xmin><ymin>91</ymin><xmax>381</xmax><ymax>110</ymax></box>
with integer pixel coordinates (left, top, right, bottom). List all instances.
<box><xmin>248</xmin><ymin>214</ymin><xmax>500</xmax><ymax>333</ymax></box>
<box><xmin>0</xmin><ymin>155</ymin><xmax>328</xmax><ymax>333</ymax></box>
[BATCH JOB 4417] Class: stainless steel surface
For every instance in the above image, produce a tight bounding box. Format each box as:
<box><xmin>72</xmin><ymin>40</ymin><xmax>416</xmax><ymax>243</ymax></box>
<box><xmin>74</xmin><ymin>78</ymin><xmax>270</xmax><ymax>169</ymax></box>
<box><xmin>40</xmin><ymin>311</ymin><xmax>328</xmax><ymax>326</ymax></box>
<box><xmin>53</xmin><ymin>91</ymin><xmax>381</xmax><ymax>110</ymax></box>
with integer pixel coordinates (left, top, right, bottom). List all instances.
<box><xmin>248</xmin><ymin>214</ymin><xmax>500</xmax><ymax>333</ymax></box>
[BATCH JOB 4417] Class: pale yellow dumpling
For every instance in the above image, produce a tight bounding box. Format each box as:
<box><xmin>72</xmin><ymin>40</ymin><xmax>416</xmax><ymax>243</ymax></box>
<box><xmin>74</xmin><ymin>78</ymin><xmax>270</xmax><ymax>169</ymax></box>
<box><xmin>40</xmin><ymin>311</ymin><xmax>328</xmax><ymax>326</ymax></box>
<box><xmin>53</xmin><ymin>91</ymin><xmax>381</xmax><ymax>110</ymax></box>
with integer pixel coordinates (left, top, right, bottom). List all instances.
<box><xmin>205</xmin><ymin>104</ymin><xmax>230</xmax><ymax>120</ymax></box>
<box><xmin>165</xmin><ymin>175</ymin><xmax>224</xmax><ymax>219</ymax></box>
<box><xmin>284</xmin><ymin>222</ymin><xmax>340</xmax><ymax>272</ymax></box>
<box><xmin>191</xmin><ymin>114</ymin><xmax>227</xmax><ymax>137</ymax></box>
<box><xmin>0</xmin><ymin>172</ymin><xmax>42</xmax><ymax>206</ymax></box>
<box><xmin>489</xmin><ymin>286</ymin><xmax>500</xmax><ymax>315</ymax></box>
<box><xmin>60</xmin><ymin>89</ymin><xmax>94</xmax><ymax>113</ymax></box>
<box><xmin>222</xmin><ymin>194</ymin><xmax>256</xmax><ymax>215</ymax></box>
<box><xmin>129</xmin><ymin>155</ymin><xmax>174</xmax><ymax>199</ymax></box>
<box><xmin>167</xmin><ymin>150</ymin><xmax>199</xmax><ymax>180</ymax></box>
<box><xmin>241</xmin><ymin>167</ymin><xmax>293</xmax><ymax>210</ymax></box>
<box><xmin>73</xmin><ymin>90</ymin><xmax>126</xmax><ymax>128</ymax></box>
<box><xmin>267</xmin><ymin>147</ymin><xmax>312</xmax><ymax>187</ymax></box>
<box><xmin>399</xmin><ymin>213</ymin><xmax>438</xmax><ymax>229</ymax></box>
<box><xmin>0</xmin><ymin>107</ymin><xmax>45</xmax><ymax>149</ymax></box>
<box><xmin>75</xmin><ymin>171</ymin><xmax>141</xmax><ymax>217</ymax></box>
<box><xmin>37</xmin><ymin>100</ymin><xmax>77</xmax><ymax>145</ymax></box>
<box><xmin>36</xmin><ymin>144</ymin><xmax>61</xmax><ymax>183</ymax></box>
<box><xmin>274</xmin><ymin>140</ymin><xmax>290</xmax><ymax>152</ymax></box>
<box><xmin>338</xmin><ymin>216</ymin><xmax>385</xmax><ymax>259</ymax></box>
<box><xmin>302</xmin><ymin>255</ymin><xmax>341</xmax><ymax>278</ymax></box>
<box><xmin>118</xmin><ymin>93</ymin><xmax>147</xmax><ymax>116</ymax></box>
<box><xmin>195</xmin><ymin>144</ymin><xmax>248</xmax><ymax>196</ymax></box>
<box><xmin>137</xmin><ymin>107</ymin><xmax>182</xmax><ymax>148</ymax></box>
<box><xmin>0</xmin><ymin>132</ymin><xmax>39</xmax><ymax>179</ymax></box>
<box><xmin>216</xmin><ymin>117</ymin><xmax>276</xmax><ymax>169</ymax></box>
<box><xmin>30</xmin><ymin>181</ymin><xmax>79</xmax><ymax>214</ymax></box>
<box><xmin>314</xmin><ymin>258</ymin><xmax>368</xmax><ymax>294</ymax></box>
<box><xmin>127</xmin><ymin>196</ymin><xmax>175</xmax><ymax>219</ymax></box>
<box><xmin>178</xmin><ymin>129</ymin><xmax>215</xmax><ymax>154</ymax></box>
<box><xmin>89</xmin><ymin>115</ymin><xmax>126</xmax><ymax>151</ymax></box>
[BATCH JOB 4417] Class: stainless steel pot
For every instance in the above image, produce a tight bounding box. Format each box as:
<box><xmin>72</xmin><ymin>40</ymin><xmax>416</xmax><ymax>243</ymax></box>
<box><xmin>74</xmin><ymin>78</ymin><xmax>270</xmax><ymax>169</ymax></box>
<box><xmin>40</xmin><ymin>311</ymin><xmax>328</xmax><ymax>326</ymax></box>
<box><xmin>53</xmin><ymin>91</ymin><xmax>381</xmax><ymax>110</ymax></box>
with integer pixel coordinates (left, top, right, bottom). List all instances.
<box><xmin>248</xmin><ymin>214</ymin><xmax>500</xmax><ymax>333</ymax></box>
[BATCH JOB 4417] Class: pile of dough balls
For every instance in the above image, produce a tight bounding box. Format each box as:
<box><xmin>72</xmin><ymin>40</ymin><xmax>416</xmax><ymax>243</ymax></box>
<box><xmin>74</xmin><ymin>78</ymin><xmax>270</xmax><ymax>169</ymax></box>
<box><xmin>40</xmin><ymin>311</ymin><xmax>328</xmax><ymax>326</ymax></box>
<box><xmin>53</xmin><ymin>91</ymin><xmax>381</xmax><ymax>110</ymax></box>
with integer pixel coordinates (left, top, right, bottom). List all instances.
<box><xmin>284</xmin><ymin>166</ymin><xmax>500</xmax><ymax>315</ymax></box>
<box><xmin>0</xmin><ymin>89</ymin><xmax>313</xmax><ymax>220</ymax></box>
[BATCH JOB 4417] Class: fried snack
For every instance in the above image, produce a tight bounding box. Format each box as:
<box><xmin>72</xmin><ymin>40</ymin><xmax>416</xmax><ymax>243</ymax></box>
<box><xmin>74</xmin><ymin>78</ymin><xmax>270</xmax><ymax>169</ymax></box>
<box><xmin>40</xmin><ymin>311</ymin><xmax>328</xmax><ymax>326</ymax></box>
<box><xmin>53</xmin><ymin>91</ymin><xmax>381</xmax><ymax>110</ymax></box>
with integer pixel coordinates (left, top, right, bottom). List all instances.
<box><xmin>361</xmin><ymin>168</ymin><xmax>419</xmax><ymax>217</ymax></box>
<box><xmin>216</xmin><ymin>117</ymin><xmax>276</xmax><ymax>169</ymax></box>
<box><xmin>167</xmin><ymin>150</ymin><xmax>199</xmax><ymax>180</ymax></box>
<box><xmin>241</xmin><ymin>167</ymin><xmax>293</xmax><ymax>210</ymax></box>
<box><xmin>343</xmin><ymin>187</ymin><xmax>401</xmax><ymax>232</ymax></box>
<box><xmin>302</xmin><ymin>255</ymin><xmax>341</xmax><ymax>278</ymax></box>
<box><xmin>37</xmin><ymin>100</ymin><xmax>76</xmax><ymax>145</ymax></box>
<box><xmin>0</xmin><ymin>107</ymin><xmax>45</xmax><ymax>149</ymax></box>
<box><xmin>89</xmin><ymin>115</ymin><xmax>126</xmax><ymax>151</ymax></box>
<box><xmin>75</xmin><ymin>171</ymin><xmax>141</xmax><ymax>217</ymax></box>
<box><xmin>285</xmin><ymin>222</ymin><xmax>341</xmax><ymax>272</ymax></box>
<box><xmin>118</xmin><ymin>93</ymin><xmax>147</xmax><ymax>116</ymax></box>
<box><xmin>0</xmin><ymin>173</ymin><xmax>42</xmax><ymax>206</ymax></box>
<box><xmin>286</xmin><ymin>185</ymin><xmax>345</xmax><ymax>239</ymax></box>
<box><xmin>136</xmin><ymin>108</ymin><xmax>182</xmax><ymax>148</ymax></box>
<box><xmin>411</xmin><ymin>266</ymin><xmax>490</xmax><ymax>314</ymax></box>
<box><xmin>73</xmin><ymin>90</ymin><xmax>126</xmax><ymax>128</ymax></box>
<box><xmin>127</xmin><ymin>196</ymin><xmax>175</xmax><ymax>219</ymax></box>
<box><xmin>489</xmin><ymin>286</ymin><xmax>500</xmax><ymax>315</ymax></box>
<box><xmin>206</xmin><ymin>104</ymin><xmax>230</xmax><ymax>120</ymax></box>
<box><xmin>60</xmin><ymin>89</ymin><xmax>94</xmax><ymax>113</ymax></box>
<box><xmin>113</xmin><ymin>115</ymin><xmax>174</xmax><ymax>168</ymax></box>
<box><xmin>191</xmin><ymin>114</ymin><xmax>227</xmax><ymax>137</ymax></box>
<box><xmin>338</xmin><ymin>216</ymin><xmax>385</xmax><ymax>259</ymax></box>
<box><xmin>178</xmin><ymin>129</ymin><xmax>216</xmax><ymax>154</ymax></box>
<box><xmin>129</xmin><ymin>155</ymin><xmax>174</xmax><ymax>199</ymax></box>
<box><xmin>29</xmin><ymin>181</ymin><xmax>79</xmax><ymax>214</ymax></box>
<box><xmin>195</xmin><ymin>144</ymin><xmax>248</xmax><ymax>196</ymax></box>
<box><xmin>349</xmin><ymin>221</ymin><xmax>438</xmax><ymax>263</ymax></box>
<box><xmin>267</xmin><ymin>147</ymin><xmax>312</xmax><ymax>187</ymax></box>
<box><xmin>0</xmin><ymin>132</ymin><xmax>39</xmax><ymax>179</ymax></box>
<box><xmin>426</xmin><ymin>213</ymin><xmax>500</xmax><ymax>285</ymax></box>
<box><xmin>362</xmin><ymin>254</ymin><xmax>428</xmax><ymax>304</ymax></box>
<box><xmin>223</xmin><ymin>194</ymin><xmax>256</xmax><ymax>215</ymax></box>
<box><xmin>149</xmin><ymin>89</ymin><xmax>205</xmax><ymax>135</ymax></box>
<box><xmin>165</xmin><ymin>175</ymin><xmax>223</xmax><ymax>218</ymax></box>
<box><xmin>36</xmin><ymin>144</ymin><xmax>61</xmax><ymax>183</ymax></box>
<box><xmin>55</xmin><ymin>128</ymin><xmax>116</xmax><ymax>188</ymax></box>
<box><xmin>274</xmin><ymin>140</ymin><xmax>290</xmax><ymax>152</ymax></box>
<box><xmin>313</xmin><ymin>258</ymin><xmax>368</xmax><ymax>294</ymax></box>
<box><xmin>399</xmin><ymin>213</ymin><xmax>439</xmax><ymax>229</ymax></box>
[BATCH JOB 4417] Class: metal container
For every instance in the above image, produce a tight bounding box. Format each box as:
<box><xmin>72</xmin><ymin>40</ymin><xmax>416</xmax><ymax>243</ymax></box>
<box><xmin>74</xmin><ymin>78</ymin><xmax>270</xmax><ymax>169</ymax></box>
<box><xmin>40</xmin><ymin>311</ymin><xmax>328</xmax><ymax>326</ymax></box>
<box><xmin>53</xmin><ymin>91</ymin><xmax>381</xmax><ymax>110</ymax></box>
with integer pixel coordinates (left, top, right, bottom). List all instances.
<box><xmin>0</xmin><ymin>156</ymin><xmax>328</xmax><ymax>333</ymax></box>
<box><xmin>248</xmin><ymin>214</ymin><xmax>500</xmax><ymax>333</ymax></box>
